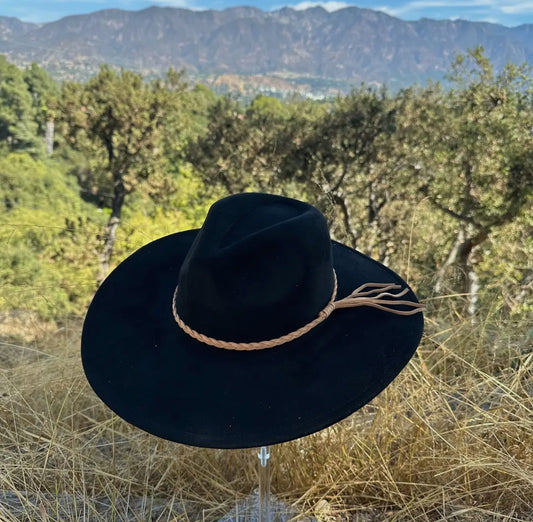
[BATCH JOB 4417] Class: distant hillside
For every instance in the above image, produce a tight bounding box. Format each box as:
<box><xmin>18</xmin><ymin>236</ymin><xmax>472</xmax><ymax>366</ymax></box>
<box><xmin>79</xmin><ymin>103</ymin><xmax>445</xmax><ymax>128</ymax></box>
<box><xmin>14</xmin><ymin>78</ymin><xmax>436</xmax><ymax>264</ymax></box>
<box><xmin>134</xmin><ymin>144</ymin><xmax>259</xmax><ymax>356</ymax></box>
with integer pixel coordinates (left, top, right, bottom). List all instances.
<box><xmin>0</xmin><ymin>16</ymin><xmax>38</xmax><ymax>41</ymax></box>
<box><xmin>0</xmin><ymin>6</ymin><xmax>531</xmax><ymax>91</ymax></box>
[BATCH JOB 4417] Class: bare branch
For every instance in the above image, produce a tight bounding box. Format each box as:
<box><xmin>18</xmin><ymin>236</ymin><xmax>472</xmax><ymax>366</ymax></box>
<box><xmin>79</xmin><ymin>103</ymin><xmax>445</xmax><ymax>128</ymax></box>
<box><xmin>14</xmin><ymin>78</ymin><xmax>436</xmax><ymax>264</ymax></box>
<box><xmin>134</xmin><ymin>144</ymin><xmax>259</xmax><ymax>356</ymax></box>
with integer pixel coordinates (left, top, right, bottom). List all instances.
<box><xmin>331</xmin><ymin>192</ymin><xmax>358</xmax><ymax>248</ymax></box>
<box><xmin>427</xmin><ymin>196</ymin><xmax>478</xmax><ymax>226</ymax></box>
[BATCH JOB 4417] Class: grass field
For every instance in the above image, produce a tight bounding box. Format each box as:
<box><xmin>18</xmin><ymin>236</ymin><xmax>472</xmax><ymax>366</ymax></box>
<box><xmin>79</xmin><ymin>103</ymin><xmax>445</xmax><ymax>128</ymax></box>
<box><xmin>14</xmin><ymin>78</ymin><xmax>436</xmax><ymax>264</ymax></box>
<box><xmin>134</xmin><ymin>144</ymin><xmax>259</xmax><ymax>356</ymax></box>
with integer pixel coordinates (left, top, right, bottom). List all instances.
<box><xmin>0</xmin><ymin>302</ymin><xmax>531</xmax><ymax>521</ymax></box>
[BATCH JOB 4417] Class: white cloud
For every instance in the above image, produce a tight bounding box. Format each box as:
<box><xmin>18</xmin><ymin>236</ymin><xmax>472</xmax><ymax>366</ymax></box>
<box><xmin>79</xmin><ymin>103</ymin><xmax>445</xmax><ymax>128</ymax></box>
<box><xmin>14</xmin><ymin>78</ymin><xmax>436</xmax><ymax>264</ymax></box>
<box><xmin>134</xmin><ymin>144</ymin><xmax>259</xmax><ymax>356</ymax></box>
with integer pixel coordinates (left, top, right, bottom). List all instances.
<box><xmin>375</xmin><ymin>0</ymin><xmax>533</xmax><ymax>17</ymax></box>
<box><xmin>376</xmin><ymin>0</ymin><xmax>495</xmax><ymax>17</ymax></box>
<box><xmin>373</xmin><ymin>5</ymin><xmax>406</xmax><ymax>16</ymax></box>
<box><xmin>500</xmin><ymin>1</ymin><xmax>533</xmax><ymax>13</ymax></box>
<box><xmin>291</xmin><ymin>1</ymin><xmax>350</xmax><ymax>12</ymax></box>
<box><xmin>150</xmin><ymin>0</ymin><xmax>201</xmax><ymax>7</ymax></box>
<box><xmin>374</xmin><ymin>5</ymin><xmax>394</xmax><ymax>15</ymax></box>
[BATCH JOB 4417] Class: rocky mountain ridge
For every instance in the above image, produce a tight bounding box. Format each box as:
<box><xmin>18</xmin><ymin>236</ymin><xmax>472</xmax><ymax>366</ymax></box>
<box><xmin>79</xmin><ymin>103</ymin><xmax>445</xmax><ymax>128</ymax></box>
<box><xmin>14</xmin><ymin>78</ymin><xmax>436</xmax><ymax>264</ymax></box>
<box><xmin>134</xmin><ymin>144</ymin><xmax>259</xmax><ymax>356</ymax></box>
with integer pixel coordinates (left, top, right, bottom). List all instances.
<box><xmin>1</xmin><ymin>6</ymin><xmax>531</xmax><ymax>90</ymax></box>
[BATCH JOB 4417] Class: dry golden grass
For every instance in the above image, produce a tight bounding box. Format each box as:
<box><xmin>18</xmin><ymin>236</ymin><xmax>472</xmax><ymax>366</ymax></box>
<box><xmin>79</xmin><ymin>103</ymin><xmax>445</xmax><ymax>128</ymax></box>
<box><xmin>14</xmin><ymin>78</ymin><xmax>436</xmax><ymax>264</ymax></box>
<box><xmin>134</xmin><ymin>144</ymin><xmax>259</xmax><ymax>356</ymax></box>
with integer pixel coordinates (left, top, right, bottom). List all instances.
<box><xmin>0</xmin><ymin>303</ymin><xmax>531</xmax><ymax>521</ymax></box>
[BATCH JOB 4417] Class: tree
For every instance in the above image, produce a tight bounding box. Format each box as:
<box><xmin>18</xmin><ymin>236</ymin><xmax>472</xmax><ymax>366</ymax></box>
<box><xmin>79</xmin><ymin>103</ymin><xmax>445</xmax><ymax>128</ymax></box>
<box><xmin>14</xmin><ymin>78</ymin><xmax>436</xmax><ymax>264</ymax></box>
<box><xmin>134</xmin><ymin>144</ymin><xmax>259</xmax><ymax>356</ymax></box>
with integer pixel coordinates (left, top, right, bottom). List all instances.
<box><xmin>0</xmin><ymin>56</ymin><xmax>40</xmax><ymax>153</ymax></box>
<box><xmin>23</xmin><ymin>62</ymin><xmax>60</xmax><ymax>154</ymax></box>
<box><xmin>187</xmin><ymin>89</ymin><xmax>402</xmax><ymax>256</ymax></box>
<box><xmin>186</xmin><ymin>95</ymin><xmax>255</xmax><ymax>193</ymax></box>
<box><xmin>59</xmin><ymin>66</ymin><xmax>186</xmax><ymax>279</ymax></box>
<box><xmin>280</xmin><ymin>87</ymin><xmax>397</xmax><ymax>253</ymax></box>
<box><xmin>0</xmin><ymin>154</ymin><xmax>103</xmax><ymax>320</ymax></box>
<box><xmin>396</xmin><ymin>48</ymin><xmax>533</xmax><ymax>314</ymax></box>
<box><xmin>179</xmin><ymin>82</ymin><xmax>218</xmax><ymax>143</ymax></box>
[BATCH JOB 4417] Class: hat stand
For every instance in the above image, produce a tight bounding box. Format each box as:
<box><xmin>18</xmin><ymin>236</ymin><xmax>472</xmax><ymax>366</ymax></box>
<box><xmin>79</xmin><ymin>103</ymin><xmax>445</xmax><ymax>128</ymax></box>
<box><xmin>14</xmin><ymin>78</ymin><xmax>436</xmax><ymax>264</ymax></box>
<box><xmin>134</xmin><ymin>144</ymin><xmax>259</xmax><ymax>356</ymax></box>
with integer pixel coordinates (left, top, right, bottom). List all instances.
<box><xmin>218</xmin><ymin>445</ymin><xmax>315</xmax><ymax>521</ymax></box>
<box><xmin>258</xmin><ymin>446</ymin><xmax>271</xmax><ymax>521</ymax></box>
<box><xmin>217</xmin><ymin>446</ymin><xmax>276</xmax><ymax>521</ymax></box>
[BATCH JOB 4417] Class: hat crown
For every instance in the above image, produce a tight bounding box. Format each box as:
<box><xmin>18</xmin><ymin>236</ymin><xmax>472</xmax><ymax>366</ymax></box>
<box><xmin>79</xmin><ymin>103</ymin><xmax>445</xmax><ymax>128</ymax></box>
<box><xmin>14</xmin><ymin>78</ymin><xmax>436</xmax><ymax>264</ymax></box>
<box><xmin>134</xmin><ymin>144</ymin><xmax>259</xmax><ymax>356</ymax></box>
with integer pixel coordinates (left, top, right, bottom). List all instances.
<box><xmin>175</xmin><ymin>193</ymin><xmax>335</xmax><ymax>343</ymax></box>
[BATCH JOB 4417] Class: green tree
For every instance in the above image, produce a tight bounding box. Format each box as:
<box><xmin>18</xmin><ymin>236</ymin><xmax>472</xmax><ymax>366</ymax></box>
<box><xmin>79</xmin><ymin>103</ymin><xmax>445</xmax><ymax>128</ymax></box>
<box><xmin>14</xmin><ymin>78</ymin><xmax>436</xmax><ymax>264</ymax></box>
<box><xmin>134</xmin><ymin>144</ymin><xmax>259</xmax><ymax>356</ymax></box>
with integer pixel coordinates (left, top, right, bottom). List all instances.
<box><xmin>58</xmin><ymin>66</ymin><xmax>187</xmax><ymax>279</ymax></box>
<box><xmin>0</xmin><ymin>153</ymin><xmax>103</xmax><ymax>320</ymax></box>
<box><xmin>0</xmin><ymin>56</ymin><xmax>40</xmax><ymax>153</ymax></box>
<box><xmin>396</xmin><ymin>48</ymin><xmax>533</xmax><ymax>314</ymax></box>
<box><xmin>23</xmin><ymin>63</ymin><xmax>60</xmax><ymax>135</ymax></box>
<box><xmin>186</xmin><ymin>94</ymin><xmax>324</xmax><ymax>199</ymax></box>
<box><xmin>186</xmin><ymin>96</ymin><xmax>253</xmax><ymax>193</ymax></box>
<box><xmin>280</xmin><ymin>87</ymin><xmax>396</xmax><ymax>252</ymax></box>
<box><xmin>179</xmin><ymin>82</ymin><xmax>218</xmax><ymax>143</ymax></box>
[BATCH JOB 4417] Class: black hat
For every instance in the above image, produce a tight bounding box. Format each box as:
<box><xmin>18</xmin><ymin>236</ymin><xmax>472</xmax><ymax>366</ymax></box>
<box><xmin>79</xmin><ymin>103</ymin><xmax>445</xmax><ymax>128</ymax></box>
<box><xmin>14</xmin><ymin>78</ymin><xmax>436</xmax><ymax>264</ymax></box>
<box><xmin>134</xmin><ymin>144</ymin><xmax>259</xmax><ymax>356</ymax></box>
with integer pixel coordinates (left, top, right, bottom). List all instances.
<box><xmin>81</xmin><ymin>193</ymin><xmax>424</xmax><ymax>449</ymax></box>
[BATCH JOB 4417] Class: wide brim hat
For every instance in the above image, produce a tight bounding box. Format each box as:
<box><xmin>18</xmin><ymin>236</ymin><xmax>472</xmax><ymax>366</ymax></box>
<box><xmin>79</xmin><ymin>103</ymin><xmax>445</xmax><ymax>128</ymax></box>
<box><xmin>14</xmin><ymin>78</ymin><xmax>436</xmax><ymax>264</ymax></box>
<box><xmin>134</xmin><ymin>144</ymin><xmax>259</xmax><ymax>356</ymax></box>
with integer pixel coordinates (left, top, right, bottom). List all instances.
<box><xmin>82</xmin><ymin>193</ymin><xmax>424</xmax><ymax>449</ymax></box>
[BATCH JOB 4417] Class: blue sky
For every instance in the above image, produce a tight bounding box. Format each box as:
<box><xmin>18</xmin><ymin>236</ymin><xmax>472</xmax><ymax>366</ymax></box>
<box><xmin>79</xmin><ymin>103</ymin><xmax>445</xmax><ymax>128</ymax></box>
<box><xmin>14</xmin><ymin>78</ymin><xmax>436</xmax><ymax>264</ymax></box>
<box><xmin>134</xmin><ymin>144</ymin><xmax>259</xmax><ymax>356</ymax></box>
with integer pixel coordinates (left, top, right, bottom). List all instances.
<box><xmin>1</xmin><ymin>0</ymin><xmax>532</xmax><ymax>26</ymax></box>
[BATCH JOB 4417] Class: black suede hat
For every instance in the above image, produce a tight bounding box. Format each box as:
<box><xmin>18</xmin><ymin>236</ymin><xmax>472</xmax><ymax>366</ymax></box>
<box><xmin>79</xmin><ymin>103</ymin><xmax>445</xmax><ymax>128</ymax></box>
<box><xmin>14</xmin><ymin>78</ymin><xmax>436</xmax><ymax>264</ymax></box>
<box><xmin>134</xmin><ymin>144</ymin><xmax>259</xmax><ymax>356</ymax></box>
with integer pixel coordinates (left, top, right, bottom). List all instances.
<box><xmin>81</xmin><ymin>193</ymin><xmax>424</xmax><ymax>449</ymax></box>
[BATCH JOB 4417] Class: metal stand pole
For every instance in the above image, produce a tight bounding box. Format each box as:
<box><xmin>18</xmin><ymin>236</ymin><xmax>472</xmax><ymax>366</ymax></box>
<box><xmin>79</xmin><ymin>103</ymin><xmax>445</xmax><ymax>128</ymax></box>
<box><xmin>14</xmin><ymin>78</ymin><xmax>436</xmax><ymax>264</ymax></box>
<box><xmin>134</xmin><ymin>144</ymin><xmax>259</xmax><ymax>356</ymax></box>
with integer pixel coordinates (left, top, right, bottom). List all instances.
<box><xmin>258</xmin><ymin>446</ymin><xmax>271</xmax><ymax>522</ymax></box>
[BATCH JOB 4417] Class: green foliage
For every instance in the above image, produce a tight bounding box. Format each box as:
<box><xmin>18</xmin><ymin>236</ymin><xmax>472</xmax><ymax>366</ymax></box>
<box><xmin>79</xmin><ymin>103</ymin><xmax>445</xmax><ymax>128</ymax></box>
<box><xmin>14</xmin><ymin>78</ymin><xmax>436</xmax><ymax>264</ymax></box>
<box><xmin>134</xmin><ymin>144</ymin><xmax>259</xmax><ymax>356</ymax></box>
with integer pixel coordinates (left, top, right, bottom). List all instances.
<box><xmin>179</xmin><ymin>82</ymin><xmax>218</xmax><ymax>143</ymax></box>
<box><xmin>112</xmin><ymin>166</ymin><xmax>218</xmax><ymax>265</ymax></box>
<box><xmin>23</xmin><ymin>62</ymin><xmax>60</xmax><ymax>136</ymax></box>
<box><xmin>0</xmin><ymin>51</ymin><xmax>531</xmax><ymax>324</ymax></box>
<box><xmin>57</xmin><ymin>65</ymin><xmax>198</xmax><ymax>276</ymax></box>
<box><xmin>426</xmin><ymin>50</ymin><xmax>532</xmax><ymax>229</ymax></box>
<box><xmin>0</xmin><ymin>55</ymin><xmax>41</xmax><ymax>154</ymax></box>
<box><xmin>0</xmin><ymin>153</ymin><xmax>78</xmax><ymax>213</ymax></box>
<box><xmin>186</xmin><ymin>96</ymin><xmax>251</xmax><ymax>192</ymax></box>
<box><xmin>61</xmin><ymin>67</ymin><xmax>166</xmax><ymax>194</ymax></box>
<box><xmin>186</xmin><ymin>94</ymin><xmax>324</xmax><ymax>197</ymax></box>
<box><xmin>185</xmin><ymin>49</ymin><xmax>532</xmax><ymax>317</ymax></box>
<box><xmin>478</xmin><ymin>208</ymin><xmax>533</xmax><ymax>315</ymax></box>
<box><xmin>282</xmin><ymin>87</ymin><xmax>398</xmax><ymax>249</ymax></box>
<box><xmin>248</xmin><ymin>94</ymin><xmax>289</xmax><ymax>122</ymax></box>
<box><xmin>0</xmin><ymin>154</ymin><xmax>104</xmax><ymax>320</ymax></box>
<box><xmin>389</xmin><ymin>48</ymin><xmax>533</xmax><ymax>309</ymax></box>
<box><xmin>58</xmin><ymin>66</ymin><xmax>191</xmax><ymax>205</ymax></box>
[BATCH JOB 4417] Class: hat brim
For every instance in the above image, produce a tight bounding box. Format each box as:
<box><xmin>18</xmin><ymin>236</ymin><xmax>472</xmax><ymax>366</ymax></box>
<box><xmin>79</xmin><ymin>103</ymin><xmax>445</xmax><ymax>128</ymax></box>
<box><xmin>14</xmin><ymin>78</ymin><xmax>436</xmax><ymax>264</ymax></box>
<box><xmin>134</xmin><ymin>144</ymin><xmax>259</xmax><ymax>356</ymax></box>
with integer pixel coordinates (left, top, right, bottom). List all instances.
<box><xmin>81</xmin><ymin>230</ymin><xmax>423</xmax><ymax>449</ymax></box>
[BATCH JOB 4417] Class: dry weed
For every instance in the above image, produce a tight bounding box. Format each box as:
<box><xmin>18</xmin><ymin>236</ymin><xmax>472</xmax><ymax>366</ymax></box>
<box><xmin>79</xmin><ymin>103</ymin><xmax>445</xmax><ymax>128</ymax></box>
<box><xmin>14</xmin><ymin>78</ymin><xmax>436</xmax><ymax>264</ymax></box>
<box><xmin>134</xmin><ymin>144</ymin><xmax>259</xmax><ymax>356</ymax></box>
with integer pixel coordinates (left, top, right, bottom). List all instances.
<box><xmin>0</xmin><ymin>305</ymin><xmax>531</xmax><ymax>521</ymax></box>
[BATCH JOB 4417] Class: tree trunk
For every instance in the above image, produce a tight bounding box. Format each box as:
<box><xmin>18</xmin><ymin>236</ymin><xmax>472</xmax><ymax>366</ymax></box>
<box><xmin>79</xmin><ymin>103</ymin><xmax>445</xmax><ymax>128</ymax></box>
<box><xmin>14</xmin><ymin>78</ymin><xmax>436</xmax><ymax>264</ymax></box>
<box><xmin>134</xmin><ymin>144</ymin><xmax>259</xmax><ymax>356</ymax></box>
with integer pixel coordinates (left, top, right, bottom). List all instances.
<box><xmin>331</xmin><ymin>192</ymin><xmax>358</xmax><ymax>248</ymax></box>
<box><xmin>466</xmin><ymin>254</ymin><xmax>480</xmax><ymax>317</ymax></box>
<box><xmin>98</xmin><ymin>180</ymin><xmax>126</xmax><ymax>283</ymax></box>
<box><xmin>367</xmin><ymin>183</ymin><xmax>391</xmax><ymax>264</ymax></box>
<box><xmin>435</xmin><ymin>224</ymin><xmax>487</xmax><ymax>316</ymax></box>
<box><xmin>45</xmin><ymin>119</ymin><xmax>54</xmax><ymax>155</ymax></box>
<box><xmin>435</xmin><ymin>227</ymin><xmax>466</xmax><ymax>295</ymax></box>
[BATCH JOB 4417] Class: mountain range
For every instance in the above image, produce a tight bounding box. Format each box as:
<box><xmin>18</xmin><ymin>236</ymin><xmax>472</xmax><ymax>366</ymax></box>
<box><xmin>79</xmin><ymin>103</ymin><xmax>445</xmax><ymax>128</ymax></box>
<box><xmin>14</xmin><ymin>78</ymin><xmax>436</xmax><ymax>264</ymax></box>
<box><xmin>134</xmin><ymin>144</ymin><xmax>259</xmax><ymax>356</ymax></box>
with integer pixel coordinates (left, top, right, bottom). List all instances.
<box><xmin>1</xmin><ymin>6</ymin><xmax>532</xmax><ymax>94</ymax></box>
